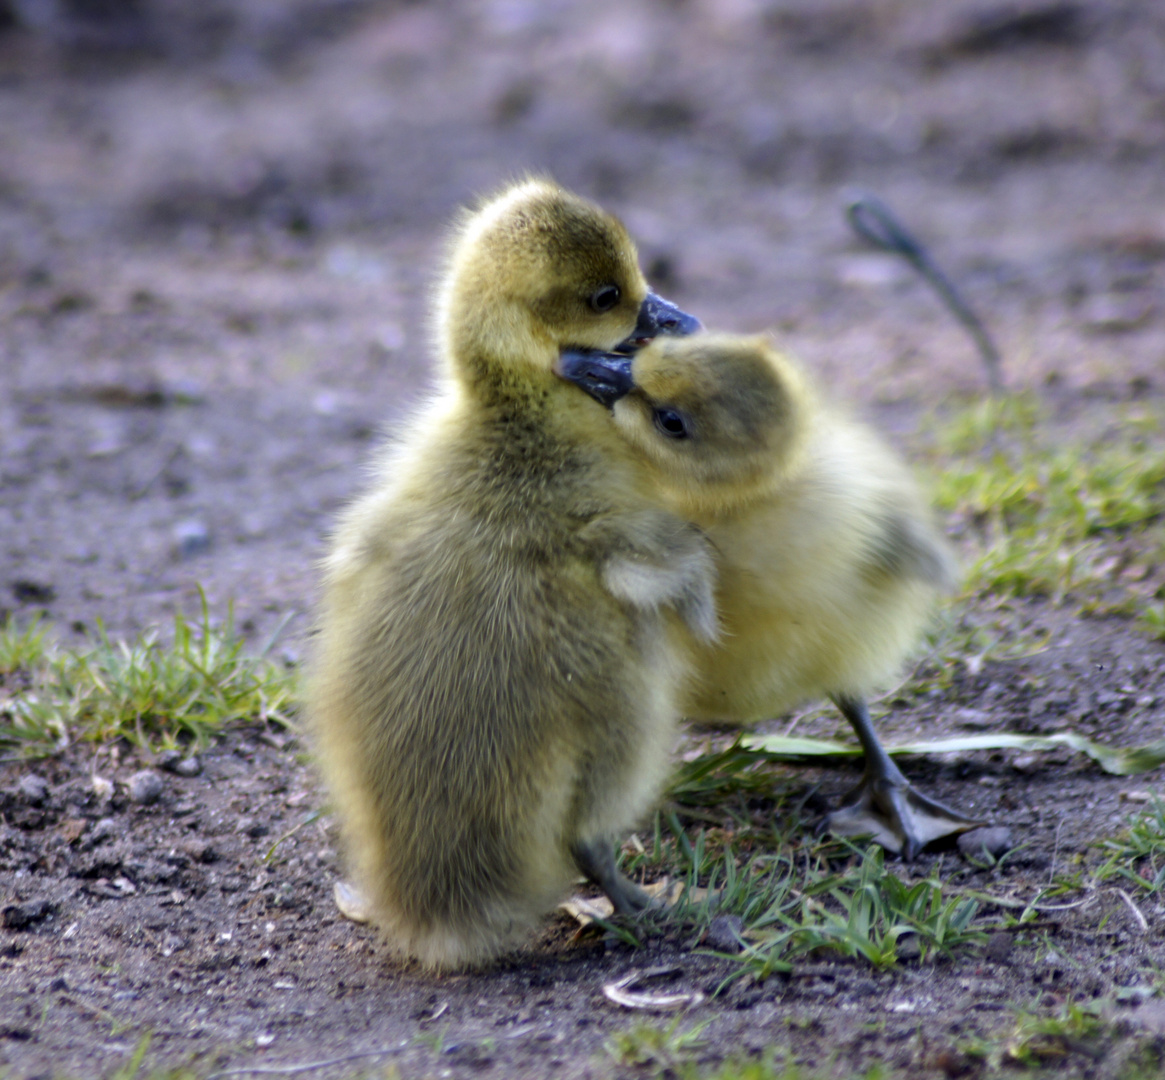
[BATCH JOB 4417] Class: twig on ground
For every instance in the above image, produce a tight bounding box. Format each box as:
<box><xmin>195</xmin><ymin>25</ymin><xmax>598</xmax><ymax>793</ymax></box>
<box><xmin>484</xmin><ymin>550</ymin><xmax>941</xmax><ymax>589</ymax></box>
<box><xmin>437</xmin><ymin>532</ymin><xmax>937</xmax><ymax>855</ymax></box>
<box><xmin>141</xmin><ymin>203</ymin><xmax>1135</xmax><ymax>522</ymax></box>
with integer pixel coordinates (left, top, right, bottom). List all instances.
<box><xmin>845</xmin><ymin>191</ymin><xmax>1004</xmax><ymax>395</ymax></box>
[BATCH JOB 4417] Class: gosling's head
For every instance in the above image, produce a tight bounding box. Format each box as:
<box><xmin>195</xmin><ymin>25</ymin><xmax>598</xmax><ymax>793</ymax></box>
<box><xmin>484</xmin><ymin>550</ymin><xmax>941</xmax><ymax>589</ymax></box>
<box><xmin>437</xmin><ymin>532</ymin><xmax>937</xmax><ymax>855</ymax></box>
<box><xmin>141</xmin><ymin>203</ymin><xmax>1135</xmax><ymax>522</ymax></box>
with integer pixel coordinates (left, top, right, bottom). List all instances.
<box><xmin>436</xmin><ymin>178</ymin><xmax>699</xmax><ymax>405</ymax></box>
<box><xmin>566</xmin><ymin>334</ymin><xmax>811</xmax><ymax>518</ymax></box>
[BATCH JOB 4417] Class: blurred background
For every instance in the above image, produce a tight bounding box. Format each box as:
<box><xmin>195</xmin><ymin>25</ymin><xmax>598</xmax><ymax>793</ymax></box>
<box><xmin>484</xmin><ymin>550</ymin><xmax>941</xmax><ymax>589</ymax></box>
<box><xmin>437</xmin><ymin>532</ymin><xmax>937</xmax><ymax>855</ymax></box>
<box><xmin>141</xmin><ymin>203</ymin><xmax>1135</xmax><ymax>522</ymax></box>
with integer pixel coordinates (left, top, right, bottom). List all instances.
<box><xmin>1</xmin><ymin>0</ymin><xmax>1163</xmax><ymax>639</ymax></box>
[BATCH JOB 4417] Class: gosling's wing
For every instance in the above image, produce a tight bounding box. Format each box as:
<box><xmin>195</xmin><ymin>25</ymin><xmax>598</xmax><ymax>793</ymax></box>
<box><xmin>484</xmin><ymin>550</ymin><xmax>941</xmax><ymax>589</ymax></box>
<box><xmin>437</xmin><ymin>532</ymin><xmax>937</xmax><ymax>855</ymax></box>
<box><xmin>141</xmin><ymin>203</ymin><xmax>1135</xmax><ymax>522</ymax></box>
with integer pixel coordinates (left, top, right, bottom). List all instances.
<box><xmin>582</xmin><ymin>508</ymin><xmax>719</xmax><ymax>644</ymax></box>
<box><xmin>863</xmin><ymin>503</ymin><xmax>958</xmax><ymax>591</ymax></box>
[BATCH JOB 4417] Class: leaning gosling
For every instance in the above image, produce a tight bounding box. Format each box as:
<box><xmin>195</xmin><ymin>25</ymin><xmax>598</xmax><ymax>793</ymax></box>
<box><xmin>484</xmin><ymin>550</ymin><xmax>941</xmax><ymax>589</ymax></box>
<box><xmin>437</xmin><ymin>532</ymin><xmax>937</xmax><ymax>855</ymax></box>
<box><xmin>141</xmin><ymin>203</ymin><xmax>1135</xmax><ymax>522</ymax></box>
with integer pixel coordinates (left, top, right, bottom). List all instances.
<box><xmin>562</xmin><ymin>332</ymin><xmax>975</xmax><ymax>858</ymax></box>
<box><xmin>309</xmin><ymin>180</ymin><xmax>712</xmax><ymax>969</ymax></box>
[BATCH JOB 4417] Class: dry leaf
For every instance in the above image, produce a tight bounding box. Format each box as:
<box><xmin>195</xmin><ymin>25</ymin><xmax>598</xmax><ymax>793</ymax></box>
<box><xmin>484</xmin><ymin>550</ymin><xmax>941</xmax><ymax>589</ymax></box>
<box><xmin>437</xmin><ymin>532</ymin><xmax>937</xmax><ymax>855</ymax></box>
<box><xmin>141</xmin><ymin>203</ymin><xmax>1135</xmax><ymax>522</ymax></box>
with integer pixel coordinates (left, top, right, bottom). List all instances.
<box><xmin>559</xmin><ymin>878</ymin><xmax>706</xmax><ymax>928</ymax></box>
<box><xmin>742</xmin><ymin>731</ymin><xmax>1165</xmax><ymax>778</ymax></box>
<box><xmin>333</xmin><ymin>880</ymin><xmax>372</xmax><ymax>923</ymax></box>
<box><xmin>558</xmin><ymin>894</ymin><xmax>613</xmax><ymax>926</ymax></box>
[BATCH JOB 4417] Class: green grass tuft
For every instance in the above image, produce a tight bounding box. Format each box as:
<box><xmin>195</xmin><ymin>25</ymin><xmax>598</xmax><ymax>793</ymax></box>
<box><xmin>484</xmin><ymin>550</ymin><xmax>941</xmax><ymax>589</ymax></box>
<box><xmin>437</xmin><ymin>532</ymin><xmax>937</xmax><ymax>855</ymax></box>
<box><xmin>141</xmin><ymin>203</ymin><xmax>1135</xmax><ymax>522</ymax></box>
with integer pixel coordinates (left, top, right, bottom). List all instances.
<box><xmin>734</xmin><ymin>846</ymin><xmax>984</xmax><ymax>975</ymax></box>
<box><xmin>0</xmin><ymin>614</ymin><xmax>50</xmax><ymax>676</ymax></box>
<box><xmin>1139</xmin><ymin>601</ymin><xmax>1165</xmax><ymax>642</ymax></box>
<box><xmin>1095</xmin><ymin>799</ymin><xmax>1165</xmax><ymax>894</ymax></box>
<box><xmin>1000</xmin><ymin>998</ymin><xmax>1106</xmax><ymax>1068</ymax></box>
<box><xmin>927</xmin><ymin>397</ymin><xmax>1165</xmax><ymax>615</ymax></box>
<box><xmin>0</xmin><ymin>592</ymin><xmax>297</xmax><ymax>758</ymax></box>
<box><xmin>609</xmin><ymin>1039</ymin><xmax>889</xmax><ymax>1080</ymax></box>
<box><xmin>619</xmin><ymin>768</ymin><xmax>990</xmax><ymax>980</ymax></box>
<box><xmin>607</xmin><ymin>1016</ymin><xmax>710</xmax><ymax>1076</ymax></box>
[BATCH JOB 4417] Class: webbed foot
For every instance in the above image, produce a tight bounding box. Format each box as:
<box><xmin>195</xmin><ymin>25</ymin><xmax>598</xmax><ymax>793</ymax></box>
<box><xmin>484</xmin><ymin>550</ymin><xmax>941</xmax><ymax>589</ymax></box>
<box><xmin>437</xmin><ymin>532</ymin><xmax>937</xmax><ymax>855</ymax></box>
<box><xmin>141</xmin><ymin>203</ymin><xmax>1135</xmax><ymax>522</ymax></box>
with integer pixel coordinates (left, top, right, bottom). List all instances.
<box><xmin>825</xmin><ymin>694</ymin><xmax>985</xmax><ymax>860</ymax></box>
<box><xmin>824</xmin><ymin>774</ymin><xmax>984</xmax><ymax>859</ymax></box>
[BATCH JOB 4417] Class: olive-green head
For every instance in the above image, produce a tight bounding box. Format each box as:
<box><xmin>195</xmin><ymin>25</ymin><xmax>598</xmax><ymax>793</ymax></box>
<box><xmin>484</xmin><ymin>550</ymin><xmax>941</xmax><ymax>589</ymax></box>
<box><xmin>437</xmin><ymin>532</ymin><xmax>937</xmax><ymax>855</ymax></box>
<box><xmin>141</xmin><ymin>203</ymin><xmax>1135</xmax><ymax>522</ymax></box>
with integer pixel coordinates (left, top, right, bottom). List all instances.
<box><xmin>436</xmin><ymin>179</ymin><xmax>697</xmax><ymax>404</ymax></box>
<box><xmin>612</xmin><ymin>334</ymin><xmax>811</xmax><ymax>519</ymax></box>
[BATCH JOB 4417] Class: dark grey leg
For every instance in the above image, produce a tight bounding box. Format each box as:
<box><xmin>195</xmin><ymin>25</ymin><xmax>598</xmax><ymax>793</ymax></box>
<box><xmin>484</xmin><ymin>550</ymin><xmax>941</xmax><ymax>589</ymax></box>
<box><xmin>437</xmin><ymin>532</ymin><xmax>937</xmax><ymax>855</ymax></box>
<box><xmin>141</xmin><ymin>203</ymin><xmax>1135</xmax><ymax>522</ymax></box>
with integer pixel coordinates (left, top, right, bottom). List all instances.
<box><xmin>827</xmin><ymin>693</ymin><xmax>983</xmax><ymax>860</ymax></box>
<box><xmin>572</xmin><ymin>836</ymin><xmax>652</xmax><ymax>915</ymax></box>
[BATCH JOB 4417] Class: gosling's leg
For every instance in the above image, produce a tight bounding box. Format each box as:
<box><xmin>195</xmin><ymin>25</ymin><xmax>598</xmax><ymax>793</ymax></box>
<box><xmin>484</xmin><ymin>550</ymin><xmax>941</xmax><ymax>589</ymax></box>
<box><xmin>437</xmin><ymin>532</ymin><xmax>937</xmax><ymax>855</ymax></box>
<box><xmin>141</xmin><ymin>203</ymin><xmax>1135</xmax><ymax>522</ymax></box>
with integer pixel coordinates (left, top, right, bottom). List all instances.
<box><xmin>572</xmin><ymin>836</ymin><xmax>652</xmax><ymax>915</ymax></box>
<box><xmin>334</xmin><ymin>841</ymin><xmax>654</xmax><ymax>924</ymax></box>
<box><xmin>824</xmin><ymin>694</ymin><xmax>983</xmax><ymax>860</ymax></box>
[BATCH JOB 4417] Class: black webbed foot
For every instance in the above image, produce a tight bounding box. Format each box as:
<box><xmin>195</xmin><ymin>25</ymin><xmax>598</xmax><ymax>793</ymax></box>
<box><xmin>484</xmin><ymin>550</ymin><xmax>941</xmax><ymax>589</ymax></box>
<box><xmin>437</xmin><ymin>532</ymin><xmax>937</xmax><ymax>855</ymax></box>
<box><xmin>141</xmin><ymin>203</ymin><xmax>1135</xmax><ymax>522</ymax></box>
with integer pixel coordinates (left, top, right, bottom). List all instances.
<box><xmin>823</xmin><ymin>695</ymin><xmax>985</xmax><ymax>859</ymax></box>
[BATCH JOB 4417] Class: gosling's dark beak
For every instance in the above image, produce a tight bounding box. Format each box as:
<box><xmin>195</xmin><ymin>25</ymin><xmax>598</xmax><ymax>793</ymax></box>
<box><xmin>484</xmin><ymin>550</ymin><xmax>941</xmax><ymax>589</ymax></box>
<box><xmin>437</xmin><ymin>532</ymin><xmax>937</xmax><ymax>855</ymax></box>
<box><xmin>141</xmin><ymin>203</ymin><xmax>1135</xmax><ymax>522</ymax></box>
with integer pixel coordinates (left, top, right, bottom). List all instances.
<box><xmin>615</xmin><ymin>292</ymin><xmax>702</xmax><ymax>353</ymax></box>
<box><xmin>556</xmin><ymin>348</ymin><xmax>634</xmax><ymax>408</ymax></box>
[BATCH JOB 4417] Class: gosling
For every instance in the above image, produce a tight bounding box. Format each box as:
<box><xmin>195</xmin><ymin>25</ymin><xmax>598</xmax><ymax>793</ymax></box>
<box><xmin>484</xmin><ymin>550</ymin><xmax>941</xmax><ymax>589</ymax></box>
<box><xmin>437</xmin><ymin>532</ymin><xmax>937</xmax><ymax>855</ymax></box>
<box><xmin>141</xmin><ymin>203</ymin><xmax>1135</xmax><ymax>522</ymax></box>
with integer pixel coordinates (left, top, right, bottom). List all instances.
<box><xmin>562</xmin><ymin>333</ymin><xmax>976</xmax><ymax>858</ymax></box>
<box><xmin>309</xmin><ymin>179</ymin><xmax>713</xmax><ymax>969</ymax></box>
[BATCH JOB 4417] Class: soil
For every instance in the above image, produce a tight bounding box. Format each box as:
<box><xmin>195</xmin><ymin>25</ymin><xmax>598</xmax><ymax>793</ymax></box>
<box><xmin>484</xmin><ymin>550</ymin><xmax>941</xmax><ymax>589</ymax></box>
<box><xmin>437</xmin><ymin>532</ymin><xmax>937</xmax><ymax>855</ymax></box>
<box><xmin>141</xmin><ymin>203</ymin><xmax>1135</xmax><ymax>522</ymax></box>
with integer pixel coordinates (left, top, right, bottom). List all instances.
<box><xmin>2</xmin><ymin>1</ymin><xmax>1165</xmax><ymax>1077</ymax></box>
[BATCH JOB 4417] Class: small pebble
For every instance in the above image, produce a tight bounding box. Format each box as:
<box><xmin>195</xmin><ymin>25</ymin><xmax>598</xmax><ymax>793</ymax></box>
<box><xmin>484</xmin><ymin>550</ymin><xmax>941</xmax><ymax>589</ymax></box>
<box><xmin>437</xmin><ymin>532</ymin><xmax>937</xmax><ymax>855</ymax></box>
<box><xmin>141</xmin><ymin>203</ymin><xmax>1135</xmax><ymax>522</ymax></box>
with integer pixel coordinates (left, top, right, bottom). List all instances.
<box><xmin>174</xmin><ymin>755</ymin><xmax>202</xmax><ymax>777</ymax></box>
<box><xmin>2</xmin><ymin>899</ymin><xmax>54</xmax><ymax>930</ymax></box>
<box><xmin>703</xmin><ymin>914</ymin><xmax>745</xmax><ymax>953</ymax></box>
<box><xmin>848</xmin><ymin>979</ymin><xmax>881</xmax><ymax>999</ymax></box>
<box><xmin>954</xmin><ymin>708</ymin><xmax>992</xmax><ymax>730</ymax></box>
<box><xmin>958</xmin><ymin>826</ymin><xmax>1015</xmax><ymax>861</ymax></box>
<box><xmin>934</xmin><ymin>1048</ymin><xmax>977</xmax><ymax>1079</ymax></box>
<box><xmin>235</xmin><ymin>818</ymin><xmax>269</xmax><ymax>839</ymax></box>
<box><xmin>156</xmin><ymin>749</ymin><xmax>202</xmax><ymax>777</ymax></box>
<box><xmin>897</xmin><ymin>935</ymin><xmax>921</xmax><ymax>961</ymax></box>
<box><xmin>127</xmin><ymin>769</ymin><xmax>165</xmax><ymax>805</ymax></box>
<box><xmin>984</xmin><ymin>932</ymin><xmax>1014</xmax><ymax>964</ymax></box>
<box><xmin>18</xmin><ymin>774</ymin><xmax>49</xmax><ymax>804</ymax></box>
<box><xmin>181</xmin><ymin>839</ymin><xmax>218</xmax><ymax>864</ymax></box>
<box><xmin>90</xmin><ymin>817</ymin><xmax>119</xmax><ymax>843</ymax></box>
<box><xmin>155</xmin><ymin>749</ymin><xmax>181</xmax><ymax>771</ymax></box>
<box><xmin>173</xmin><ymin>519</ymin><xmax>211</xmax><ymax>558</ymax></box>
<box><xmin>12</xmin><ymin>580</ymin><xmax>54</xmax><ymax>603</ymax></box>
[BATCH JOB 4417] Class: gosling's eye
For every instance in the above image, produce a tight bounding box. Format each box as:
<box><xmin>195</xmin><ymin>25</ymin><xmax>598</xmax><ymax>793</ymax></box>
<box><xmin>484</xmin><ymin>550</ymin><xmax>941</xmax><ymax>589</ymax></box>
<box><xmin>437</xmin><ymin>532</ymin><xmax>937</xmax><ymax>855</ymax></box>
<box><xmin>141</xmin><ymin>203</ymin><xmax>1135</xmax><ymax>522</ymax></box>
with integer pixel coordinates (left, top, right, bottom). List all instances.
<box><xmin>653</xmin><ymin>408</ymin><xmax>690</xmax><ymax>440</ymax></box>
<box><xmin>589</xmin><ymin>285</ymin><xmax>621</xmax><ymax>313</ymax></box>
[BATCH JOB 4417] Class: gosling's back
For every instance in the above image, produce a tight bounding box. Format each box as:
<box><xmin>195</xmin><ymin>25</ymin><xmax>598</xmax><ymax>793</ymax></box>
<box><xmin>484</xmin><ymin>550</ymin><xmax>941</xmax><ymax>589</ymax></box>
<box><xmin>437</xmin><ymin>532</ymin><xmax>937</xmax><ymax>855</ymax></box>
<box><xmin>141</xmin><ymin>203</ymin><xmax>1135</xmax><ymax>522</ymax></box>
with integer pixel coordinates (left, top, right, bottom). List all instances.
<box><xmin>313</xmin><ymin>394</ymin><xmax>691</xmax><ymax>967</ymax></box>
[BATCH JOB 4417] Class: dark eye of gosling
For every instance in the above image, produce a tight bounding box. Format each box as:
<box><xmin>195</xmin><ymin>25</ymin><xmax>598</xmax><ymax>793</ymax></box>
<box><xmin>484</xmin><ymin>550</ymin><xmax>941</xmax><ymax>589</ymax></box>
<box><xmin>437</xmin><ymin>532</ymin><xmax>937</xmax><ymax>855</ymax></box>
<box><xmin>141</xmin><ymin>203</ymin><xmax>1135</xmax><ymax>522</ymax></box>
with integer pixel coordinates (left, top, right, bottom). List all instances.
<box><xmin>653</xmin><ymin>408</ymin><xmax>690</xmax><ymax>440</ymax></box>
<box><xmin>588</xmin><ymin>285</ymin><xmax>621</xmax><ymax>313</ymax></box>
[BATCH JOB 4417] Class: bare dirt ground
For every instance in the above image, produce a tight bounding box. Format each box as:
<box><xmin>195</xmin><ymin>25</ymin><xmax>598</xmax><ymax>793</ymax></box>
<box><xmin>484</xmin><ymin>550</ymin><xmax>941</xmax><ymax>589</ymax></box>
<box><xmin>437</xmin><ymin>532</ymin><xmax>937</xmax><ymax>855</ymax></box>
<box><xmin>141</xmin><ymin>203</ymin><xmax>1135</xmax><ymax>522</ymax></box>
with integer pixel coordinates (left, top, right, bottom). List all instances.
<box><xmin>2</xmin><ymin>1</ymin><xmax>1165</xmax><ymax>1077</ymax></box>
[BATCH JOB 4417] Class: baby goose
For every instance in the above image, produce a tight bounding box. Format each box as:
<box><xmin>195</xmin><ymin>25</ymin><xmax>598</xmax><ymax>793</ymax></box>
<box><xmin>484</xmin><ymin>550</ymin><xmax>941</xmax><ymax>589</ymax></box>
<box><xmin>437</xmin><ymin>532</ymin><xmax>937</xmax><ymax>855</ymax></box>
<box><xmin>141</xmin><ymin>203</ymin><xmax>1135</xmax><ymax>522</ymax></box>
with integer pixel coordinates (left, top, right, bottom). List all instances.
<box><xmin>562</xmin><ymin>333</ymin><xmax>975</xmax><ymax>859</ymax></box>
<box><xmin>309</xmin><ymin>179</ymin><xmax>711</xmax><ymax>969</ymax></box>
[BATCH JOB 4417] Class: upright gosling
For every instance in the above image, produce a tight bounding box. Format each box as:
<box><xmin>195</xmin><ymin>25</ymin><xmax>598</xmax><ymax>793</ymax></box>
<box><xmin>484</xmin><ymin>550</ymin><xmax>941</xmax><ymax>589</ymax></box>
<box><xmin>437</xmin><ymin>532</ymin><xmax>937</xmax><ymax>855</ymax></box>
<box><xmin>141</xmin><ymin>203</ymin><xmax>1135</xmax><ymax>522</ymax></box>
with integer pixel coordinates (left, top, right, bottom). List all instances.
<box><xmin>309</xmin><ymin>180</ymin><xmax>712</xmax><ymax>969</ymax></box>
<box><xmin>563</xmin><ymin>333</ymin><xmax>975</xmax><ymax>858</ymax></box>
